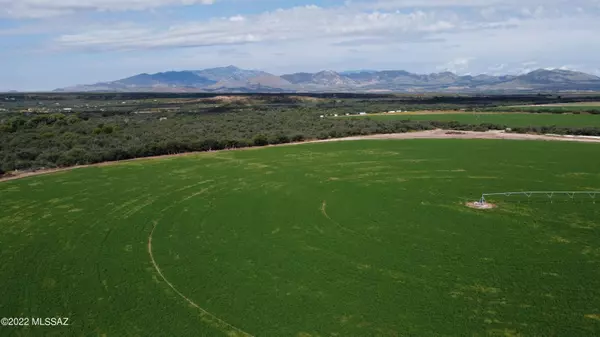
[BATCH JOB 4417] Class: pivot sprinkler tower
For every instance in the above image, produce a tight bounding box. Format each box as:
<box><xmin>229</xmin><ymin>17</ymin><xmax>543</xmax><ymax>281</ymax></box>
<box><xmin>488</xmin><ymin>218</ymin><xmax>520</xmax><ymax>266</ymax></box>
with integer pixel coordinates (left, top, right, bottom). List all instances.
<box><xmin>478</xmin><ymin>191</ymin><xmax>599</xmax><ymax>204</ymax></box>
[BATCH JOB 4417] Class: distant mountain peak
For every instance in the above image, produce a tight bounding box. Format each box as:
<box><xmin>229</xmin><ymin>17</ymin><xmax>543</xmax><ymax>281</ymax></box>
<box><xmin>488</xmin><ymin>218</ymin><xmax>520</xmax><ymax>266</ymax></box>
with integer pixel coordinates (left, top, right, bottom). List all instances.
<box><xmin>315</xmin><ymin>70</ymin><xmax>340</xmax><ymax>75</ymax></box>
<box><xmin>517</xmin><ymin>68</ymin><xmax>600</xmax><ymax>84</ymax></box>
<box><xmin>57</xmin><ymin>66</ymin><xmax>600</xmax><ymax>93</ymax></box>
<box><xmin>209</xmin><ymin>65</ymin><xmax>241</xmax><ymax>71</ymax></box>
<box><xmin>340</xmin><ymin>69</ymin><xmax>378</xmax><ymax>75</ymax></box>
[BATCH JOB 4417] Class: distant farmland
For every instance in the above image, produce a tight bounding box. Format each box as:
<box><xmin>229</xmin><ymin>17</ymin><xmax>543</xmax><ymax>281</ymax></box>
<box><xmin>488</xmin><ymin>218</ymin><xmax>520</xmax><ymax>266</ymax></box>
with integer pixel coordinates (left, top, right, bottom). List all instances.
<box><xmin>1</xmin><ymin>140</ymin><xmax>600</xmax><ymax>336</ymax></box>
<box><xmin>361</xmin><ymin>112</ymin><xmax>600</xmax><ymax>128</ymax></box>
<box><xmin>511</xmin><ymin>102</ymin><xmax>600</xmax><ymax>107</ymax></box>
<box><xmin>491</xmin><ymin>103</ymin><xmax>600</xmax><ymax>114</ymax></box>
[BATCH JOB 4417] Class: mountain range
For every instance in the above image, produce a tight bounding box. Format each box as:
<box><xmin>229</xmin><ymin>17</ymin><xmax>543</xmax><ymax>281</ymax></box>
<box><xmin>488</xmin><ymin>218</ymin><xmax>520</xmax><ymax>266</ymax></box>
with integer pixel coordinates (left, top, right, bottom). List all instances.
<box><xmin>55</xmin><ymin>66</ymin><xmax>600</xmax><ymax>93</ymax></box>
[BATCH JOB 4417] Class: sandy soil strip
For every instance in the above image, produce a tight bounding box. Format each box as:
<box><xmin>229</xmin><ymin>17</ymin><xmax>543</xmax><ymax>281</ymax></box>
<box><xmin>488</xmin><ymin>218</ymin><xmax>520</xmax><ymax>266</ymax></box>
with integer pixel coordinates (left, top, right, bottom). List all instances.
<box><xmin>511</xmin><ymin>102</ymin><xmax>600</xmax><ymax>107</ymax></box>
<box><xmin>364</xmin><ymin>110</ymin><xmax>518</xmax><ymax>115</ymax></box>
<box><xmin>2</xmin><ymin>130</ymin><xmax>600</xmax><ymax>183</ymax></box>
<box><xmin>148</xmin><ymin>221</ymin><xmax>254</xmax><ymax>337</ymax></box>
<box><xmin>333</xmin><ymin>129</ymin><xmax>600</xmax><ymax>142</ymax></box>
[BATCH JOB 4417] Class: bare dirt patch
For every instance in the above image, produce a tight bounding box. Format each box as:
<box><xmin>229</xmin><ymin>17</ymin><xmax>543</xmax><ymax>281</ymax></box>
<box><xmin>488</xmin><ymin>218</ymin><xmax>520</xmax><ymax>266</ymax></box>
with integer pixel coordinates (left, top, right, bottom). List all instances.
<box><xmin>202</xmin><ymin>96</ymin><xmax>251</xmax><ymax>103</ymax></box>
<box><xmin>289</xmin><ymin>96</ymin><xmax>323</xmax><ymax>102</ymax></box>
<box><xmin>466</xmin><ymin>202</ymin><xmax>497</xmax><ymax>210</ymax></box>
<box><xmin>585</xmin><ymin>314</ymin><xmax>600</xmax><ymax>321</ymax></box>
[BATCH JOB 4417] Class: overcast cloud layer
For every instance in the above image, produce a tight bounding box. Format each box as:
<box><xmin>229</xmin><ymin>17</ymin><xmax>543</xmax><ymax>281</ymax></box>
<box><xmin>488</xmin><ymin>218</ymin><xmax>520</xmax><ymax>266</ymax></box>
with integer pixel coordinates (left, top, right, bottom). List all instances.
<box><xmin>1</xmin><ymin>0</ymin><xmax>599</xmax><ymax>90</ymax></box>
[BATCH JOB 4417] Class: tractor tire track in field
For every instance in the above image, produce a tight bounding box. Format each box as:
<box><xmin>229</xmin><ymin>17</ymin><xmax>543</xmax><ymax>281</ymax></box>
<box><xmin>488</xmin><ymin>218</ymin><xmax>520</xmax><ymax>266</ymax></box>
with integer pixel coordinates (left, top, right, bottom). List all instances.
<box><xmin>321</xmin><ymin>200</ymin><xmax>358</xmax><ymax>235</ymax></box>
<box><xmin>321</xmin><ymin>200</ymin><xmax>384</xmax><ymax>243</ymax></box>
<box><xmin>148</xmin><ymin>220</ymin><xmax>254</xmax><ymax>337</ymax></box>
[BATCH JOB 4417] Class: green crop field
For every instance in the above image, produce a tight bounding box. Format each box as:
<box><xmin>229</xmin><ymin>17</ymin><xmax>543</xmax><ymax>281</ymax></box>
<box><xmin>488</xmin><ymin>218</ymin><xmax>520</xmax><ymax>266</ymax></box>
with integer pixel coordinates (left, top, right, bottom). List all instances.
<box><xmin>494</xmin><ymin>106</ymin><xmax>600</xmax><ymax>113</ymax></box>
<box><xmin>362</xmin><ymin>112</ymin><xmax>600</xmax><ymax>128</ymax></box>
<box><xmin>1</xmin><ymin>140</ymin><xmax>600</xmax><ymax>336</ymax></box>
<box><xmin>509</xmin><ymin>102</ymin><xmax>600</xmax><ymax>108</ymax></box>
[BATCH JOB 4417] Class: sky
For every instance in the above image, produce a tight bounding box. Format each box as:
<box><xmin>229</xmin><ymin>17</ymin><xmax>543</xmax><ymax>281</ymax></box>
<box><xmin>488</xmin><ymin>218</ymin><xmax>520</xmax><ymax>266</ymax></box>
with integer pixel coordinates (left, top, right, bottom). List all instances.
<box><xmin>1</xmin><ymin>0</ymin><xmax>600</xmax><ymax>91</ymax></box>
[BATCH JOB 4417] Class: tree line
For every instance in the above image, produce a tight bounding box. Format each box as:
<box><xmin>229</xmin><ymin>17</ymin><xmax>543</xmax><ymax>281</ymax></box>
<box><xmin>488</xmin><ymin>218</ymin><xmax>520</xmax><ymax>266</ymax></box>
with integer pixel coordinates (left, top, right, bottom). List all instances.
<box><xmin>2</xmin><ymin>107</ymin><xmax>600</xmax><ymax>176</ymax></box>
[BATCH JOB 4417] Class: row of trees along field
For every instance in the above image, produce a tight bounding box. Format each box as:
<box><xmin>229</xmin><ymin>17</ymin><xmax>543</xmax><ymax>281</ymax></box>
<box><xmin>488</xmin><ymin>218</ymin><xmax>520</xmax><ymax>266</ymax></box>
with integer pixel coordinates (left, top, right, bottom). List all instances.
<box><xmin>0</xmin><ymin>108</ymin><xmax>428</xmax><ymax>174</ymax></box>
<box><xmin>2</xmin><ymin>108</ymin><xmax>600</xmax><ymax>175</ymax></box>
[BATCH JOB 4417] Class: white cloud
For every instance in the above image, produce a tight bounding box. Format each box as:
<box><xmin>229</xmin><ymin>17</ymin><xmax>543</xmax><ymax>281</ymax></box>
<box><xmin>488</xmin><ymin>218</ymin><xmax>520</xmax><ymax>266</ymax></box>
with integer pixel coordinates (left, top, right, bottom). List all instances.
<box><xmin>229</xmin><ymin>15</ymin><xmax>245</xmax><ymax>22</ymax></box>
<box><xmin>4</xmin><ymin>0</ymin><xmax>600</xmax><ymax>90</ymax></box>
<box><xmin>366</xmin><ymin>0</ymin><xmax>596</xmax><ymax>9</ymax></box>
<box><xmin>45</xmin><ymin>0</ymin><xmax>600</xmax><ymax>53</ymax></box>
<box><xmin>32</xmin><ymin>0</ymin><xmax>598</xmax><ymax>78</ymax></box>
<box><xmin>50</xmin><ymin>4</ymin><xmax>514</xmax><ymax>51</ymax></box>
<box><xmin>0</xmin><ymin>0</ymin><xmax>216</xmax><ymax>18</ymax></box>
<box><xmin>437</xmin><ymin>57</ymin><xmax>475</xmax><ymax>73</ymax></box>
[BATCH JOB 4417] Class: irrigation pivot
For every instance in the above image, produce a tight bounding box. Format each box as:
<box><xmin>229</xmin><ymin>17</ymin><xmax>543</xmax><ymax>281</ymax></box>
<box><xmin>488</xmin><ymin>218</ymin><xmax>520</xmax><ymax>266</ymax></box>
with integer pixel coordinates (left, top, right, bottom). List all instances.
<box><xmin>478</xmin><ymin>191</ymin><xmax>599</xmax><ymax>204</ymax></box>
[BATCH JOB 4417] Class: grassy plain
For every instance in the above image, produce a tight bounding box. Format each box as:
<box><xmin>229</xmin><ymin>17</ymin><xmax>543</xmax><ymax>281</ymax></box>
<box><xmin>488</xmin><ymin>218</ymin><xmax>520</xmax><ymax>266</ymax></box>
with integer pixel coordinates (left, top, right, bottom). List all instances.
<box><xmin>493</xmin><ymin>104</ymin><xmax>600</xmax><ymax>114</ymax></box>
<box><xmin>1</xmin><ymin>140</ymin><xmax>600</xmax><ymax>336</ymax></box>
<box><xmin>510</xmin><ymin>102</ymin><xmax>600</xmax><ymax>107</ymax></box>
<box><xmin>363</xmin><ymin>112</ymin><xmax>600</xmax><ymax>127</ymax></box>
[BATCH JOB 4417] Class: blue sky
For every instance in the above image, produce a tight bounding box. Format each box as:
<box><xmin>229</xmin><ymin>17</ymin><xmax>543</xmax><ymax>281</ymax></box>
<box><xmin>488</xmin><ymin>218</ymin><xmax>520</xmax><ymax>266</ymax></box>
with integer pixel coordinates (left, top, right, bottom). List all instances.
<box><xmin>1</xmin><ymin>0</ymin><xmax>599</xmax><ymax>91</ymax></box>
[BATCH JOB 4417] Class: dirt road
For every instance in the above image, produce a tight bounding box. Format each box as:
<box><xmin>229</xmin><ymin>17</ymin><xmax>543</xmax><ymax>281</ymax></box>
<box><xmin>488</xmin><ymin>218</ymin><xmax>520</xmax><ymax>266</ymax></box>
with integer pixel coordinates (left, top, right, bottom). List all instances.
<box><xmin>334</xmin><ymin>129</ymin><xmax>600</xmax><ymax>143</ymax></box>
